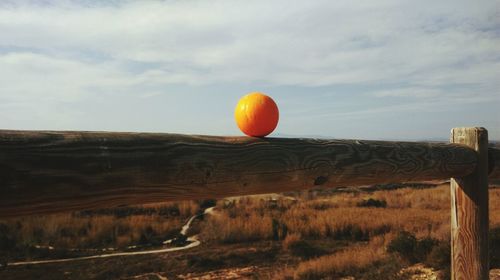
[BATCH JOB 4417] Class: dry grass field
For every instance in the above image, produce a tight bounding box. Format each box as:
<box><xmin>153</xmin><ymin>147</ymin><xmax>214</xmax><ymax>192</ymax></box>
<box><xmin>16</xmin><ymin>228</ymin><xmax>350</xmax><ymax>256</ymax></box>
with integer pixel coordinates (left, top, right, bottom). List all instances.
<box><xmin>1</xmin><ymin>183</ymin><xmax>499</xmax><ymax>279</ymax></box>
<box><xmin>200</xmin><ymin>183</ymin><xmax>500</xmax><ymax>279</ymax></box>
<box><xmin>203</xmin><ymin>184</ymin><xmax>453</xmax><ymax>243</ymax></box>
<box><xmin>0</xmin><ymin>201</ymin><xmax>200</xmax><ymax>261</ymax></box>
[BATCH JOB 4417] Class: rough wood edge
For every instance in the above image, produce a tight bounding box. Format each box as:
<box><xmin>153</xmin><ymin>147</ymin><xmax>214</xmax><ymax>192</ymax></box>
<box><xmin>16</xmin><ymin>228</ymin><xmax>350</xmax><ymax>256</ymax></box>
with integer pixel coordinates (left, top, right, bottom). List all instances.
<box><xmin>450</xmin><ymin>127</ymin><xmax>489</xmax><ymax>280</ymax></box>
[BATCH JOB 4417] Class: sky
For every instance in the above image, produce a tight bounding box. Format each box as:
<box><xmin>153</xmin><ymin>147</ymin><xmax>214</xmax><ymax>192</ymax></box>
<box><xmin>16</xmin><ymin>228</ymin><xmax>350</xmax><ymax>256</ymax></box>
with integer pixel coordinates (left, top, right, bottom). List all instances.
<box><xmin>0</xmin><ymin>0</ymin><xmax>499</xmax><ymax>140</ymax></box>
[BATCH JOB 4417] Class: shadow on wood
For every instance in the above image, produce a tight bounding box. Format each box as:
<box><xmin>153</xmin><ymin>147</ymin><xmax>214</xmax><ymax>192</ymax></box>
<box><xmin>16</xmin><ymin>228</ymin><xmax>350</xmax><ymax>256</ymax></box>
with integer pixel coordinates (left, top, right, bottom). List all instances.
<box><xmin>0</xmin><ymin>129</ymin><xmax>498</xmax><ymax>217</ymax></box>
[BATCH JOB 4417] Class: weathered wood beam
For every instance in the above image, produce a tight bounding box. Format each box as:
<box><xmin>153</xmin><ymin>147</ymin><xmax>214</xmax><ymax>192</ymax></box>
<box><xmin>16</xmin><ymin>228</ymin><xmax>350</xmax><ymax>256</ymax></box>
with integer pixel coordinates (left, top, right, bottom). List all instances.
<box><xmin>0</xmin><ymin>130</ymin><xmax>495</xmax><ymax>217</ymax></box>
<box><xmin>450</xmin><ymin>127</ymin><xmax>489</xmax><ymax>280</ymax></box>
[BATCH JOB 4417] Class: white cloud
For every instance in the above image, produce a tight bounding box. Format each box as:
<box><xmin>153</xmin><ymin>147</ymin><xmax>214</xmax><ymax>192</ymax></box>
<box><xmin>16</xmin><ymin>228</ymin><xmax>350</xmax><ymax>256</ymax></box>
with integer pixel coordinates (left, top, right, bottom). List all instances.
<box><xmin>0</xmin><ymin>0</ymin><xmax>499</xmax><ymax>137</ymax></box>
<box><xmin>1</xmin><ymin>0</ymin><xmax>499</xmax><ymax>88</ymax></box>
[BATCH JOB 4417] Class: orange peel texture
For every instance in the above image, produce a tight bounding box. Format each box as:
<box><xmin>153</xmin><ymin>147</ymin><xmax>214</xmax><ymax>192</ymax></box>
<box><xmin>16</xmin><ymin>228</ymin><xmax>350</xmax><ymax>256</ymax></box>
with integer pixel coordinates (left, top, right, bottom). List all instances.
<box><xmin>234</xmin><ymin>92</ymin><xmax>279</xmax><ymax>137</ymax></box>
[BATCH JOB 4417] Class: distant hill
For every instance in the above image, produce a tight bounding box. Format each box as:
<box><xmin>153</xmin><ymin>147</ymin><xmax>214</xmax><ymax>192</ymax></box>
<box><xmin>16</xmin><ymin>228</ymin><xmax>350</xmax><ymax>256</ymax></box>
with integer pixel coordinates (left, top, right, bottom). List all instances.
<box><xmin>274</xmin><ymin>134</ymin><xmax>500</xmax><ymax>144</ymax></box>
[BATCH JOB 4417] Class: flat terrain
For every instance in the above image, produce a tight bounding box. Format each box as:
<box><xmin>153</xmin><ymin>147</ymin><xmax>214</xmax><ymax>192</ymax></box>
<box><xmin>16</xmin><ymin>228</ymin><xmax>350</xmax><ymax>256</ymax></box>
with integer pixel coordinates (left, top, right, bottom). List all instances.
<box><xmin>1</xmin><ymin>182</ymin><xmax>500</xmax><ymax>279</ymax></box>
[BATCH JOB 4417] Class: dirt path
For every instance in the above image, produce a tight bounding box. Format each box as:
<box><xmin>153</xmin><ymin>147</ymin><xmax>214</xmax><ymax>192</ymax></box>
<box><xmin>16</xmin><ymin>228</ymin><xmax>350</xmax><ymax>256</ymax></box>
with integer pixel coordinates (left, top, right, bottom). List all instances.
<box><xmin>7</xmin><ymin>207</ymin><xmax>215</xmax><ymax>266</ymax></box>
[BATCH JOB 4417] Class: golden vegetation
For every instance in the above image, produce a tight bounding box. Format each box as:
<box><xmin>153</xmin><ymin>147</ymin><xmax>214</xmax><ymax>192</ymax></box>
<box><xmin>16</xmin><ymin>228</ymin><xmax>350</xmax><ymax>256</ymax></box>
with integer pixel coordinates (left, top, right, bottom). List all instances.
<box><xmin>490</xmin><ymin>188</ymin><xmax>500</xmax><ymax>227</ymax></box>
<box><xmin>2</xmin><ymin>183</ymin><xmax>499</xmax><ymax>279</ymax></box>
<box><xmin>275</xmin><ymin>234</ymin><xmax>391</xmax><ymax>279</ymax></box>
<box><xmin>200</xmin><ymin>184</ymin><xmax>465</xmax><ymax>244</ymax></box>
<box><xmin>0</xmin><ymin>201</ymin><xmax>199</xmax><ymax>250</ymax></box>
<box><xmin>202</xmin><ymin>212</ymin><xmax>274</xmax><ymax>243</ymax></box>
<box><xmin>282</xmin><ymin>232</ymin><xmax>302</xmax><ymax>251</ymax></box>
<box><xmin>199</xmin><ymin>184</ymin><xmax>500</xmax><ymax>279</ymax></box>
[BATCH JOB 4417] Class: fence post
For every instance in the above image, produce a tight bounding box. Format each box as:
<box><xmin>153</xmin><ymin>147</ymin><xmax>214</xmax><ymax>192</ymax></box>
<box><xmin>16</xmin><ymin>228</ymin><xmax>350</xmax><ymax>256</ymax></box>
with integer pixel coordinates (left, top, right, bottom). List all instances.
<box><xmin>450</xmin><ymin>127</ymin><xmax>489</xmax><ymax>280</ymax></box>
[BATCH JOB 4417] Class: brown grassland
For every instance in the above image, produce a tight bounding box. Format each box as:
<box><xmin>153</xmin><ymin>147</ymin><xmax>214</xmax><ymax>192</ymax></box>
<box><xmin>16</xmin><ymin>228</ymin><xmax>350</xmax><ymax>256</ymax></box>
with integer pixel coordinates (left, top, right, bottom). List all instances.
<box><xmin>0</xmin><ymin>201</ymin><xmax>199</xmax><ymax>257</ymax></box>
<box><xmin>1</xmin><ymin>183</ymin><xmax>499</xmax><ymax>279</ymax></box>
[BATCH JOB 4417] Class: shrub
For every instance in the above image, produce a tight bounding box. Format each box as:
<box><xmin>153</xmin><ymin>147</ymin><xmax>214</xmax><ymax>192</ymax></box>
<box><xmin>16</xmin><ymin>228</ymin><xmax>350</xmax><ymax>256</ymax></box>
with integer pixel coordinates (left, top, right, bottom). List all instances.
<box><xmin>388</xmin><ymin>231</ymin><xmax>442</xmax><ymax>265</ymax></box>
<box><xmin>387</xmin><ymin>231</ymin><xmax>417</xmax><ymax>263</ymax></box>
<box><xmin>198</xmin><ymin>199</ymin><xmax>217</xmax><ymax>209</ymax></box>
<box><xmin>357</xmin><ymin>198</ymin><xmax>387</xmax><ymax>208</ymax></box>
<box><xmin>415</xmin><ymin>237</ymin><xmax>439</xmax><ymax>262</ymax></box>
<box><xmin>425</xmin><ymin>241</ymin><xmax>450</xmax><ymax>269</ymax></box>
<box><xmin>288</xmin><ymin>240</ymin><xmax>327</xmax><ymax>259</ymax></box>
<box><xmin>424</xmin><ymin>242</ymin><xmax>452</xmax><ymax>280</ymax></box>
<box><xmin>283</xmin><ymin>232</ymin><xmax>301</xmax><ymax>251</ymax></box>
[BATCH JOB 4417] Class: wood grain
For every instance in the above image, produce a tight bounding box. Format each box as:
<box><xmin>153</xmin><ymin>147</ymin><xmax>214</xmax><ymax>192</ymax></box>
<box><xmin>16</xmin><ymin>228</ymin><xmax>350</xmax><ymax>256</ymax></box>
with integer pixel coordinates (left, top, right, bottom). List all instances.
<box><xmin>0</xmin><ymin>129</ymin><xmax>490</xmax><ymax>217</ymax></box>
<box><xmin>450</xmin><ymin>127</ymin><xmax>489</xmax><ymax>280</ymax></box>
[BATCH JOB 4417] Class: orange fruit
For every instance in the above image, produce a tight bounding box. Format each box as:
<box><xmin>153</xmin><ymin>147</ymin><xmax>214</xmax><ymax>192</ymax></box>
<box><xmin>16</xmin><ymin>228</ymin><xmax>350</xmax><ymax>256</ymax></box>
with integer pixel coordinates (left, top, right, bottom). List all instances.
<box><xmin>234</xmin><ymin>92</ymin><xmax>279</xmax><ymax>137</ymax></box>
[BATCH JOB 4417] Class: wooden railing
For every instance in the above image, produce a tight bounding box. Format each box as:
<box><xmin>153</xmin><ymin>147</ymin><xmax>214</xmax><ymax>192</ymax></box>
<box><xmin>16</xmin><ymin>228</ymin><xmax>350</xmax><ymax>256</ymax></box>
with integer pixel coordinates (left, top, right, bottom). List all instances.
<box><xmin>0</xmin><ymin>127</ymin><xmax>499</xmax><ymax>280</ymax></box>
